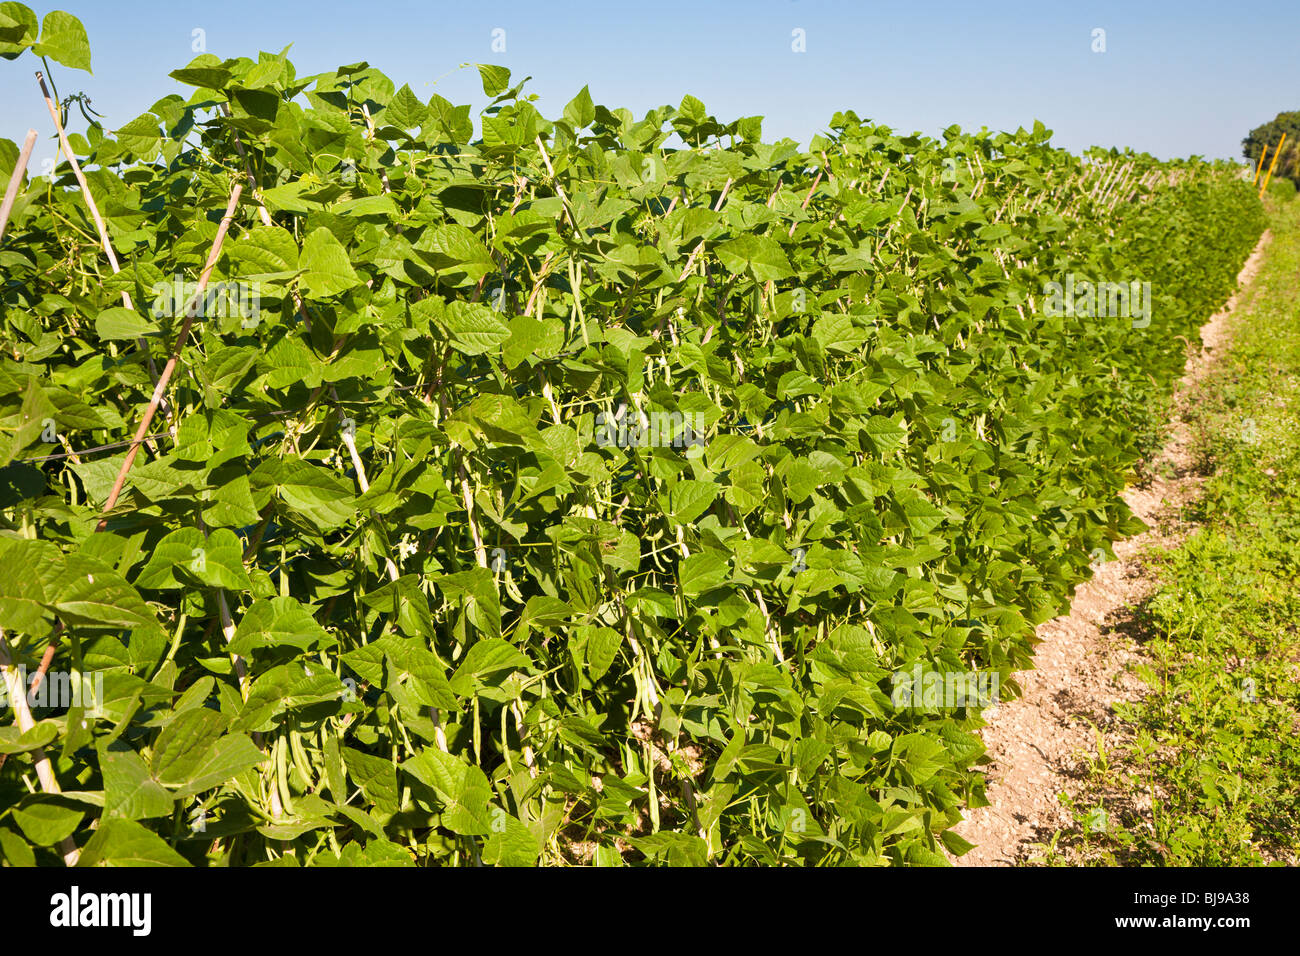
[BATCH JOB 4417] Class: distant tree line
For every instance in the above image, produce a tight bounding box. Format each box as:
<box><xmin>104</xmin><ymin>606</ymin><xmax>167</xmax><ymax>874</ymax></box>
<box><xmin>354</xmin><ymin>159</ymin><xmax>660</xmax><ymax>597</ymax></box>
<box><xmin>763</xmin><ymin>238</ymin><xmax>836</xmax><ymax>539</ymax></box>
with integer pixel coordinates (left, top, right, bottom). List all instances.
<box><xmin>1244</xmin><ymin>111</ymin><xmax>1300</xmax><ymax>186</ymax></box>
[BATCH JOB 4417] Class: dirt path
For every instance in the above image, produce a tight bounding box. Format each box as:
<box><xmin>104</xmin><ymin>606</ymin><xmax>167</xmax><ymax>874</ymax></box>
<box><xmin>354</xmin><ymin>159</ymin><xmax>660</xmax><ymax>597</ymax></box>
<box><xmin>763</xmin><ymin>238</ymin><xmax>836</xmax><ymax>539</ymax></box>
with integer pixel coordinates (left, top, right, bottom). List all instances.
<box><xmin>950</xmin><ymin>231</ymin><xmax>1274</xmax><ymax>866</ymax></box>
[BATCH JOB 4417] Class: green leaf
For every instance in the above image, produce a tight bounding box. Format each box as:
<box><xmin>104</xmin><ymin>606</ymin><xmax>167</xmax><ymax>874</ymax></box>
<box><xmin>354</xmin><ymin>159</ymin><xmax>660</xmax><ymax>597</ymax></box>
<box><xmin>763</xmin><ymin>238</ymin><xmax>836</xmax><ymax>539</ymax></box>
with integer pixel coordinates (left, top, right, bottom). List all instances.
<box><xmin>678</xmin><ymin>550</ymin><xmax>730</xmax><ymax>596</ymax></box>
<box><xmin>940</xmin><ymin>827</ymin><xmax>976</xmax><ymax>857</ymax></box>
<box><xmin>343</xmin><ymin>747</ymin><xmax>400</xmax><ymax>813</ymax></box>
<box><xmin>413</xmin><ymin>224</ymin><xmax>494</xmax><ymax>279</ymax></box>
<box><xmin>666</xmin><ymin>479</ymin><xmax>718</xmax><ymax>525</ymax></box>
<box><xmin>0</xmin><ymin>3</ymin><xmax>39</xmax><ymax>60</ymax></box>
<box><xmin>476</xmin><ymin>64</ymin><xmax>511</xmax><ymax>97</ymax></box>
<box><xmin>381</xmin><ymin>634</ymin><xmax>455</xmax><ymax>709</ymax></box>
<box><xmin>168</xmin><ymin>53</ymin><xmax>232</xmax><ymax>89</ymax></box>
<box><xmin>483</xmin><ymin>813</ymin><xmax>541</xmax><ymax>866</ymax></box>
<box><xmin>231</xmin><ymin>86</ymin><xmax>279</xmax><ymax>122</ymax></box>
<box><xmin>49</xmin><ymin>555</ymin><xmax>162</xmax><ymax>635</ymax></box>
<box><xmin>0</xmin><ymin>720</ymin><xmax>58</xmax><ymax>754</ymax></box>
<box><xmin>95</xmin><ymin>307</ymin><xmax>154</xmax><ymax>341</ymax></box>
<box><xmin>32</xmin><ymin>10</ymin><xmax>90</xmax><ymax>71</ymax></box>
<box><xmin>563</xmin><ymin>85</ymin><xmax>595</xmax><ymax>128</ymax></box>
<box><xmin>502</xmin><ymin>314</ymin><xmax>564</xmax><ymax>367</ymax></box>
<box><xmin>895</xmin><ymin>491</ymin><xmax>946</xmax><ymax>536</ymax></box>
<box><xmin>224</xmin><ymin>225</ymin><xmax>299</xmax><ymax>278</ymax></box>
<box><xmin>233</xmin><ymin>663</ymin><xmax>348</xmax><ymax>732</ymax></box>
<box><xmin>678</xmin><ymin>94</ymin><xmax>706</xmax><ymax>123</ymax></box>
<box><xmin>0</xmin><ymin>537</ymin><xmax>59</xmax><ymax>634</ymax></box>
<box><xmin>519</xmin><ymin>595</ymin><xmax>573</xmax><ymax>632</ymax></box>
<box><xmin>113</xmin><ymin>113</ymin><xmax>161</xmax><ymax>158</ymax></box>
<box><xmin>229</xmin><ymin>597</ymin><xmax>335</xmax><ymax>656</ymax></box>
<box><xmin>449</xmin><ymin>639</ymin><xmax>531</xmax><ymax>697</ymax></box>
<box><xmin>440</xmin><ymin>301</ymin><xmax>511</xmax><ymax>356</ymax></box>
<box><xmin>151</xmin><ymin>709</ymin><xmax>266</xmax><ymax>797</ymax></box>
<box><xmin>402</xmin><ymin>748</ymin><xmax>493</xmax><ymax>835</ymax></box>
<box><xmin>134</xmin><ymin>527</ymin><xmax>253</xmax><ymax>591</ymax></box>
<box><xmin>12</xmin><ymin>800</ymin><xmax>83</xmax><ymax>845</ymax></box>
<box><xmin>812</xmin><ymin>314</ymin><xmax>867</xmax><ymax>354</ymax></box>
<box><xmin>258</xmin><ymin>458</ymin><xmax>356</xmax><ymax>530</ymax></box>
<box><xmin>0</xmin><ymin>826</ymin><xmax>34</xmax><ymax>866</ymax></box>
<box><xmin>149</xmin><ymin>708</ymin><xmax>225</xmax><ymax>784</ymax></box>
<box><xmin>333</xmin><ymin>195</ymin><xmax>398</xmax><ymax>219</ymax></box>
<box><xmin>299</xmin><ymin>227</ymin><xmax>360</xmax><ymax>298</ymax></box>
<box><xmin>385</xmin><ymin>83</ymin><xmax>428</xmax><ymax>129</ymax></box>
<box><xmin>583</xmin><ymin>626</ymin><xmax>622</xmax><ymax>681</ymax></box>
<box><xmin>714</xmin><ymin>235</ymin><xmax>793</xmax><ymax>282</ymax></box>
<box><xmin>171</xmin><ymin>735</ymin><xmax>266</xmax><ymax>798</ymax></box>
<box><xmin>77</xmin><ymin>818</ymin><xmax>190</xmax><ymax>867</ymax></box>
<box><xmin>863</xmin><ymin>415</ymin><xmax>907</xmax><ymax>453</ymax></box>
<box><xmin>100</xmin><ymin>746</ymin><xmax>174</xmax><ymax>820</ymax></box>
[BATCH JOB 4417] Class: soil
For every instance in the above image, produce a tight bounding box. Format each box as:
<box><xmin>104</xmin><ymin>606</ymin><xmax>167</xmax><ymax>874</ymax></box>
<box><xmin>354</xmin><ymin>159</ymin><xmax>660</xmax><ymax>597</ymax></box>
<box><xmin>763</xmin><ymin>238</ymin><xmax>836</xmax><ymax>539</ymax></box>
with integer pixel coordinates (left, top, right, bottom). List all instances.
<box><xmin>949</xmin><ymin>232</ymin><xmax>1274</xmax><ymax>866</ymax></box>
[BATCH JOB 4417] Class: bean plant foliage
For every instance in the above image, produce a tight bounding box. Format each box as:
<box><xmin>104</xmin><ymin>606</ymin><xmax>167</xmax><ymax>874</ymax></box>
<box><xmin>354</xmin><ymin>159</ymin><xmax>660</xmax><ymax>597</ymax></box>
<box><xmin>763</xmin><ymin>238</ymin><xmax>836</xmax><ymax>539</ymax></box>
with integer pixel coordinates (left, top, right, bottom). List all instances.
<box><xmin>0</xmin><ymin>7</ymin><xmax>1266</xmax><ymax>866</ymax></box>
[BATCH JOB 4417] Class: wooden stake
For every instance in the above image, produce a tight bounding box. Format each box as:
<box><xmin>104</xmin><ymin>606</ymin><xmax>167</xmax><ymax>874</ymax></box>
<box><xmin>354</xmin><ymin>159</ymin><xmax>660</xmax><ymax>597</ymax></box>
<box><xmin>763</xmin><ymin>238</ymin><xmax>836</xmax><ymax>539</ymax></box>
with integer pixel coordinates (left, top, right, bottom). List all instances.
<box><xmin>96</xmin><ymin>182</ymin><xmax>244</xmax><ymax>529</ymax></box>
<box><xmin>0</xmin><ymin>129</ymin><xmax>37</xmax><ymax>242</ymax></box>
<box><xmin>1253</xmin><ymin>145</ymin><xmax>1270</xmax><ymax>186</ymax></box>
<box><xmin>36</xmin><ymin>73</ymin><xmax>171</xmax><ymax>429</ymax></box>
<box><xmin>677</xmin><ymin>178</ymin><xmax>733</xmax><ymax>281</ymax></box>
<box><xmin>787</xmin><ymin>169</ymin><xmax>823</xmax><ymax>237</ymax></box>
<box><xmin>1260</xmin><ymin>133</ymin><xmax>1287</xmax><ymax>197</ymax></box>
<box><xmin>0</xmin><ymin>630</ymin><xmax>79</xmax><ymax>865</ymax></box>
<box><xmin>534</xmin><ymin>135</ymin><xmax>578</xmax><ymax>232</ymax></box>
<box><xmin>37</xmin><ymin>73</ymin><xmax>123</xmax><ymax>277</ymax></box>
<box><xmin>220</xmin><ymin>104</ymin><xmax>274</xmax><ymax>228</ymax></box>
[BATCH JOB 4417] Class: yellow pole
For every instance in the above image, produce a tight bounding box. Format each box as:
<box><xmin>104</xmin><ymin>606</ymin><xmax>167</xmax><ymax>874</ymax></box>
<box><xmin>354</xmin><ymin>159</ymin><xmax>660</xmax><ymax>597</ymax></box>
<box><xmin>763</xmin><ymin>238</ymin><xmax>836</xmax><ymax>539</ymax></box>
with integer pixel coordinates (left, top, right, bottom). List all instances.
<box><xmin>1260</xmin><ymin>132</ymin><xmax>1287</xmax><ymax>197</ymax></box>
<box><xmin>1253</xmin><ymin>144</ymin><xmax>1269</xmax><ymax>185</ymax></box>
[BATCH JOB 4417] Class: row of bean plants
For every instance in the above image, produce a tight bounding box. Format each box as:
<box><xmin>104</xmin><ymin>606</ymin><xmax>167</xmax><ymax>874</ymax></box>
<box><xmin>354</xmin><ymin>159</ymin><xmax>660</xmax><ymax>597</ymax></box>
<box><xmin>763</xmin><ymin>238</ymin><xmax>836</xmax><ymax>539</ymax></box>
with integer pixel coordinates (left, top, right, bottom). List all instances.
<box><xmin>0</xmin><ymin>7</ymin><xmax>1266</xmax><ymax>865</ymax></box>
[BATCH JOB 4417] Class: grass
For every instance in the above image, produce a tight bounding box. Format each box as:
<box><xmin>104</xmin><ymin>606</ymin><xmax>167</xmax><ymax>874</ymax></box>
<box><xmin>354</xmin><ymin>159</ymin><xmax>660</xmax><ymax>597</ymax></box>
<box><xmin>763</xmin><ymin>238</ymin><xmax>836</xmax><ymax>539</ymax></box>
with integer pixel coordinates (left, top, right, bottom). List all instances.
<box><xmin>1045</xmin><ymin>195</ymin><xmax>1300</xmax><ymax>866</ymax></box>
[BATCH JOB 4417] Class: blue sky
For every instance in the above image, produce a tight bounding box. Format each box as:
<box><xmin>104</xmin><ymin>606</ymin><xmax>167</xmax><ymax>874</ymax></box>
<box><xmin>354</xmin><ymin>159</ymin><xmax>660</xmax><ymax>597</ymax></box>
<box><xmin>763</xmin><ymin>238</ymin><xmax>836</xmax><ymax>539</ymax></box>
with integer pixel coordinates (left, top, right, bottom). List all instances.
<box><xmin>3</xmin><ymin>0</ymin><xmax>1298</xmax><ymax>170</ymax></box>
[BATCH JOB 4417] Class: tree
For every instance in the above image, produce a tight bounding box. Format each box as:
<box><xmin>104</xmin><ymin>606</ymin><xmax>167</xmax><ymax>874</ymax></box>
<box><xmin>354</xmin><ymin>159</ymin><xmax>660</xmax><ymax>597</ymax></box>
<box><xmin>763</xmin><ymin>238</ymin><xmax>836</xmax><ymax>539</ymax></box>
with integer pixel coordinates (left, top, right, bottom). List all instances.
<box><xmin>1243</xmin><ymin>111</ymin><xmax>1300</xmax><ymax>186</ymax></box>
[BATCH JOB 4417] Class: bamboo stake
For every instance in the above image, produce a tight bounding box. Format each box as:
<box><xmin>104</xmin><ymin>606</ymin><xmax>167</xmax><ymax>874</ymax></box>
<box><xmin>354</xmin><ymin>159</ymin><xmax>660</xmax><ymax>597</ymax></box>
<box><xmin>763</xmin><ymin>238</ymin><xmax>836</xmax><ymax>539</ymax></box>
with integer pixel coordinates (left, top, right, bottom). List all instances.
<box><xmin>0</xmin><ymin>129</ymin><xmax>37</xmax><ymax>242</ymax></box>
<box><xmin>1105</xmin><ymin>163</ymin><xmax>1135</xmax><ymax>212</ymax></box>
<box><xmin>1260</xmin><ymin>133</ymin><xmax>1287</xmax><ymax>197</ymax></box>
<box><xmin>360</xmin><ymin>104</ymin><xmax>392</xmax><ymax>195</ymax></box>
<box><xmin>37</xmin><ymin>73</ymin><xmax>170</xmax><ymax>429</ymax></box>
<box><xmin>1253</xmin><ymin>145</ymin><xmax>1270</xmax><ymax>186</ymax></box>
<box><xmin>677</xmin><ymin>178</ymin><xmax>733</xmax><ymax>281</ymax></box>
<box><xmin>1101</xmin><ymin>162</ymin><xmax>1129</xmax><ymax>205</ymax></box>
<box><xmin>1091</xmin><ymin>160</ymin><xmax>1120</xmax><ymax>203</ymax></box>
<box><xmin>220</xmin><ymin>104</ymin><xmax>274</xmax><ymax>228</ymax></box>
<box><xmin>534</xmin><ymin>135</ymin><xmax>578</xmax><ymax>232</ymax></box>
<box><xmin>37</xmin><ymin>73</ymin><xmax>124</xmax><ymax>279</ymax></box>
<box><xmin>23</xmin><ymin>81</ymin><xmax>203</xmax><ymax>721</ymax></box>
<box><xmin>95</xmin><ymin>182</ymin><xmax>244</xmax><ymax>530</ymax></box>
<box><xmin>787</xmin><ymin>169</ymin><xmax>823</xmax><ymax>237</ymax></box>
<box><xmin>0</xmin><ymin>630</ymin><xmax>80</xmax><ymax>865</ymax></box>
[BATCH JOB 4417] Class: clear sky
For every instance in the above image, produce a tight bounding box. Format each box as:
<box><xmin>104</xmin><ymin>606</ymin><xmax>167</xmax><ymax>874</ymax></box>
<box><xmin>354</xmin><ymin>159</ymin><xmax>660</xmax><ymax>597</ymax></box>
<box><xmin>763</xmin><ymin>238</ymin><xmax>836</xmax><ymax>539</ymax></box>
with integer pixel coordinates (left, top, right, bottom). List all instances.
<box><xmin>3</xmin><ymin>0</ymin><xmax>1297</xmax><ymax>171</ymax></box>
